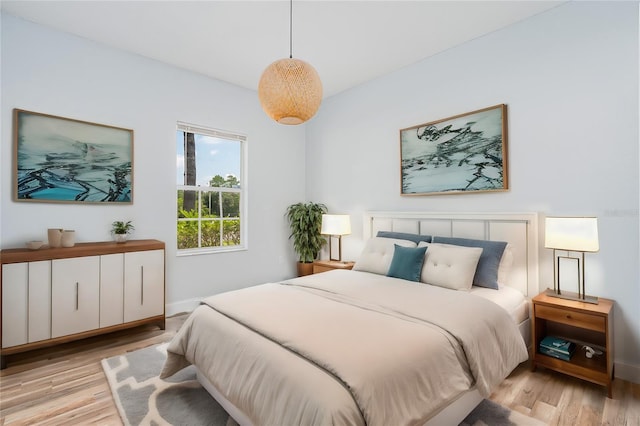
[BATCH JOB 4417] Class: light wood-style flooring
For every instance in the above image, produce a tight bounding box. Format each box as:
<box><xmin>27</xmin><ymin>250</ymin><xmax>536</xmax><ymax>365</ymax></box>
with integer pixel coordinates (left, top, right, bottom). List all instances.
<box><xmin>1</xmin><ymin>314</ymin><xmax>638</xmax><ymax>425</ymax></box>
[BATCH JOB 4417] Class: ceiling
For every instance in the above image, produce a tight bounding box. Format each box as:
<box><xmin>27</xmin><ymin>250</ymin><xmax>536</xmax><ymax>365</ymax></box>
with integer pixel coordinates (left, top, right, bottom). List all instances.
<box><xmin>1</xmin><ymin>1</ymin><xmax>564</xmax><ymax>99</ymax></box>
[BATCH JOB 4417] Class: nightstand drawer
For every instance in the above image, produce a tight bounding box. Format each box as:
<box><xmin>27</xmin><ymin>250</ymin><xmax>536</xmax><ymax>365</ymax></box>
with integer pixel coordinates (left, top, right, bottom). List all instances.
<box><xmin>312</xmin><ymin>260</ymin><xmax>354</xmax><ymax>274</ymax></box>
<box><xmin>313</xmin><ymin>265</ymin><xmax>334</xmax><ymax>273</ymax></box>
<box><xmin>535</xmin><ymin>304</ymin><xmax>605</xmax><ymax>332</ymax></box>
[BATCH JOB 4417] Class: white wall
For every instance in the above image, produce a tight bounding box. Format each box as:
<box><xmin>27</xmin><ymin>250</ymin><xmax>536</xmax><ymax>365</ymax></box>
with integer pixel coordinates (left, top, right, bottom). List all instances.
<box><xmin>307</xmin><ymin>1</ymin><xmax>640</xmax><ymax>381</ymax></box>
<box><xmin>2</xmin><ymin>2</ymin><xmax>638</xmax><ymax>383</ymax></box>
<box><xmin>1</xmin><ymin>14</ymin><xmax>306</xmax><ymax>312</ymax></box>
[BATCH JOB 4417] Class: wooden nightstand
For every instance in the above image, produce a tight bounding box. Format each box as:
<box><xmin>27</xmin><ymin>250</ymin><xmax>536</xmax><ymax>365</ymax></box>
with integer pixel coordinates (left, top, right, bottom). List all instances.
<box><xmin>531</xmin><ymin>292</ymin><xmax>614</xmax><ymax>397</ymax></box>
<box><xmin>312</xmin><ymin>260</ymin><xmax>355</xmax><ymax>274</ymax></box>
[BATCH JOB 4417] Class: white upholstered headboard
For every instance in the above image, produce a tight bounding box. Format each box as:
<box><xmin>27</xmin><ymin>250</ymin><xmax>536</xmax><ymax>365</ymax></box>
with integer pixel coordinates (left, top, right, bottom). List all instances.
<box><xmin>363</xmin><ymin>211</ymin><xmax>540</xmax><ymax>298</ymax></box>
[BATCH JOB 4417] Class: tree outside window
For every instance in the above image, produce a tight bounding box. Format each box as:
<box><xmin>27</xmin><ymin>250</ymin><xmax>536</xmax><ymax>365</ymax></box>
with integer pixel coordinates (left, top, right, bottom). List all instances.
<box><xmin>176</xmin><ymin>124</ymin><xmax>245</xmax><ymax>253</ymax></box>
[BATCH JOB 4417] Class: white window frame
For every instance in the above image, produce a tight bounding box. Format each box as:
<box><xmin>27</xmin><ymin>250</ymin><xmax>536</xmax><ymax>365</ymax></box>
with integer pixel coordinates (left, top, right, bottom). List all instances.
<box><xmin>176</xmin><ymin>121</ymin><xmax>248</xmax><ymax>256</ymax></box>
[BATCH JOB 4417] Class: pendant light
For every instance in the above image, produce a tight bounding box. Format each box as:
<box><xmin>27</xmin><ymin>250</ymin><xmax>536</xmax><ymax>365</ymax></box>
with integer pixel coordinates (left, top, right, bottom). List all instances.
<box><xmin>258</xmin><ymin>0</ymin><xmax>322</xmax><ymax>125</ymax></box>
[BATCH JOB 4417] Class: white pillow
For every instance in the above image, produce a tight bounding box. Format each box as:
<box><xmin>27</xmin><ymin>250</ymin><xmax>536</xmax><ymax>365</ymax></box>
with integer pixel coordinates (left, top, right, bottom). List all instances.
<box><xmin>497</xmin><ymin>244</ymin><xmax>513</xmax><ymax>286</ymax></box>
<box><xmin>353</xmin><ymin>237</ymin><xmax>417</xmax><ymax>275</ymax></box>
<box><xmin>418</xmin><ymin>242</ymin><xmax>483</xmax><ymax>291</ymax></box>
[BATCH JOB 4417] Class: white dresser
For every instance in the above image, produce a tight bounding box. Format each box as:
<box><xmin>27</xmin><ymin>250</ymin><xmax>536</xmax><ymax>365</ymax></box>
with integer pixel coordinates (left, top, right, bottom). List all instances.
<box><xmin>1</xmin><ymin>239</ymin><xmax>165</xmax><ymax>369</ymax></box>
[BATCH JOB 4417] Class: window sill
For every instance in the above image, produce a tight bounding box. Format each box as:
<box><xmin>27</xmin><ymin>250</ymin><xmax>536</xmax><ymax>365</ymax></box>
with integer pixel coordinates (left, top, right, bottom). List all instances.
<box><xmin>176</xmin><ymin>246</ymin><xmax>247</xmax><ymax>257</ymax></box>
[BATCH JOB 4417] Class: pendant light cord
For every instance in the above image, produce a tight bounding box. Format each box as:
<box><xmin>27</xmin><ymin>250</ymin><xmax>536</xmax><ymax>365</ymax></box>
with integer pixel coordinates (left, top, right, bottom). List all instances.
<box><xmin>289</xmin><ymin>0</ymin><xmax>293</xmax><ymax>58</ymax></box>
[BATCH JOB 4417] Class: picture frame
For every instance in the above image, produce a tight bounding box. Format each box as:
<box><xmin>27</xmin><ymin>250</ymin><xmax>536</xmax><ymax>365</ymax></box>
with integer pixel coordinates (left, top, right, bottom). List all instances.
<box><xmin>14</xmin><ymin>109</ymin><xmax>133</xmax><ymax>204</ymax></box>
<box><xmin>400</xmin><ymin>104</ymin><xmax>508</xmax><ymax>196</ymax></box>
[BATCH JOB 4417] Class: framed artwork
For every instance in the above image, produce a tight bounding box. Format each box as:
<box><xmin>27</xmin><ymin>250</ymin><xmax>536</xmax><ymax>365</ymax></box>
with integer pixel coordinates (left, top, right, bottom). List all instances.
<box><xmin>14</xmin><ymin>109</ymin><xmax>133</xmax><ymax>203</ymax></box>
<box><xmin>400</xmin><ymin>104</ymin><xmax>508</xmax><ymax>195</ymax></box>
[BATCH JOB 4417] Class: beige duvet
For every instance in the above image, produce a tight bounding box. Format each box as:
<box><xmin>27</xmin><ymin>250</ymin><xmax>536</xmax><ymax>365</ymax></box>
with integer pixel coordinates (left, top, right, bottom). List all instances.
<box><xmin>161</xmin><ymin>270</ymin><xmax>528</xmax><ymax>426</ymax></box>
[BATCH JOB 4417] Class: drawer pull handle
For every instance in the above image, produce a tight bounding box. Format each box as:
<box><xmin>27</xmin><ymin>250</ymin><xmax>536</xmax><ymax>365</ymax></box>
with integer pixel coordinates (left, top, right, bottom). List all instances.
<box><xmin>566</xmin><ymin>314</ymin><xmax>572</xmax><ymax>319</ymax></box>
<box><xmin>75</xmin><ymin>282</ymin><xmax>79</xmax><ymax>311</ymax></box>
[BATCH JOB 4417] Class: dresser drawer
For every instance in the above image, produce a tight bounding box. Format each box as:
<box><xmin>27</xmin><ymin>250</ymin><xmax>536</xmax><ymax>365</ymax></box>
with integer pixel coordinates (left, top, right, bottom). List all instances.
<box><xmin>535</xmin><ymin>304</ymin><xmax>605</xmax><ymax>332</ymax></box>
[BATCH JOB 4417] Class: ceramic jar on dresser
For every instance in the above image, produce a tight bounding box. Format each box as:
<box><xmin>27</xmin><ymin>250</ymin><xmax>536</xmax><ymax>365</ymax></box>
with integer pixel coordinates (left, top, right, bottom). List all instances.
<box><xmin>0</xmin><ymin>239</ymin><xmax>165</xmax><ymax>369</ymax></box>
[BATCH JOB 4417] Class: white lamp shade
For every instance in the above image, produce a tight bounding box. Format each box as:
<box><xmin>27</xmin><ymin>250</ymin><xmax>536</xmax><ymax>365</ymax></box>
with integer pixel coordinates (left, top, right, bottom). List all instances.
<box><xmin>321</xmin><ymin>214</ymin><xmax>351</xmax><ymax>236</ymax></box>
<box><xmin>545</xmin><ymin>217</ymin><xmax>599</xmax><ymax>252</ymax></box>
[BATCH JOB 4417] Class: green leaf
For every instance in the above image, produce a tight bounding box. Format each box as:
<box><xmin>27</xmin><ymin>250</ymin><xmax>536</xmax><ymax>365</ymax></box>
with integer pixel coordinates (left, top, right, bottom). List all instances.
<box><xmin>285</xmin><ymin>202</ymin><xmax>328</xmax><ymax>262</ymax></box>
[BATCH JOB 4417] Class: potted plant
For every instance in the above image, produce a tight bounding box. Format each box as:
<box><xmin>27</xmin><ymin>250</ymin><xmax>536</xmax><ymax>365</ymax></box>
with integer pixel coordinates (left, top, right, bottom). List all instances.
<box><xmin>111</xmin><ymin>220</ymin><xmax>134</xmax><ymax>243</ymax></box>
<box><xmin>286</xmin><ymin>202</ymin><xmax>328</xmax><ymax>276</ymax></box>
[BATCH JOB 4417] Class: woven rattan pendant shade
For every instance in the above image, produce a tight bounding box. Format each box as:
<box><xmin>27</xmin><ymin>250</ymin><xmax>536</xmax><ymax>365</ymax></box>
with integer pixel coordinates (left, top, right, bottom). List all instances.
<box><xmin>258</xmin><ymin>58</ymin><xmax>322</xmax><ymax>125</ymax></box>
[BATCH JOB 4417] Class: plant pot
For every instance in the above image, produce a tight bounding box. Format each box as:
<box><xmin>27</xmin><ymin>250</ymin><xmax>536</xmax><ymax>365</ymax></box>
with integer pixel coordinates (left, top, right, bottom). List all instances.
<box><xmin>297</xmin><ymin>262</ymin><xmax>314</xmax><ymax>277</ymax></box>
<box><xmin>114</xmin><ymin>233</ymin><xmax>128</xmax><ymax>243</ymax></box>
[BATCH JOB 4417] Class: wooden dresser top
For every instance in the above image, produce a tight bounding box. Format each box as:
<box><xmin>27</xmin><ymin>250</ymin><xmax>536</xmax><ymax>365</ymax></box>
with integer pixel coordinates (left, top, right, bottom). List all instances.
<box><xmin>0</xmin><ymin>239</ymin><xmax>165</xmax><ymax>264</ymax></box>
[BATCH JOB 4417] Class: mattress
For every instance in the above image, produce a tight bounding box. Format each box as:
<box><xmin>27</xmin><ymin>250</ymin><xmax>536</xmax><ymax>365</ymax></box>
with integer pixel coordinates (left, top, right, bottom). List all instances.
<box><xmin>469</xmin><ymin>284</ymin><xmax>529</xmax><ymax>325</ymax></box>
<box><xmin>162</xmin><ymin>270</ymin><xmax>530</xmax><ymax>425</ymax></box>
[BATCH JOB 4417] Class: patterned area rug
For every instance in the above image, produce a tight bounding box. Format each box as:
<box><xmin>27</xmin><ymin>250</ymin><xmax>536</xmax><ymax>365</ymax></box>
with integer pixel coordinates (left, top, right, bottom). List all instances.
<box><xmin>102</xmin><ymin>343</ymin><xmax>544</xmax><ymax>426</ymax></box>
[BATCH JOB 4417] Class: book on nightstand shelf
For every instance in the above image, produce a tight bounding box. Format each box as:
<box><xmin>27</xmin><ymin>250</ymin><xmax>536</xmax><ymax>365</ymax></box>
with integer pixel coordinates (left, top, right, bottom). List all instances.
<box><xmin>539</xmin><ymin>336</ymin><xmax>577</xmax><ymax>361</ymax></box>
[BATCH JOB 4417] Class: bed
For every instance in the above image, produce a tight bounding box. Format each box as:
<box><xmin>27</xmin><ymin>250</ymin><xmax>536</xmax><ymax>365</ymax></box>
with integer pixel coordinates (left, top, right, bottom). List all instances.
<box><xmin>161</xmin><ymin>211</ymin><xmax>540</xmax><ymax>425</ymax></box>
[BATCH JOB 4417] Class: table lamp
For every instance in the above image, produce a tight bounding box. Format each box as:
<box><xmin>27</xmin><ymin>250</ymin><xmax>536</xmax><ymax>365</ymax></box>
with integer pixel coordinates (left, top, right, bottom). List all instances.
<box><xmin>321</xmin><ymin>214</ymin><xmax>351</xmax><ymax>261</ymax></box>
<box><xmin>545</xmin><ymin>216</ymin><xmax>599</xmax><ymax>304</ymax></box>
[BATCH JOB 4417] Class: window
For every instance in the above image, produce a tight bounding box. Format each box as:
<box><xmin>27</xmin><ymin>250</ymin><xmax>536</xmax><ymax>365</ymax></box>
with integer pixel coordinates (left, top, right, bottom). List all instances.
<box><xmin>176</xmin><ymin>122</ymin><xmax>246</xmax><ymax>254</ymax></box>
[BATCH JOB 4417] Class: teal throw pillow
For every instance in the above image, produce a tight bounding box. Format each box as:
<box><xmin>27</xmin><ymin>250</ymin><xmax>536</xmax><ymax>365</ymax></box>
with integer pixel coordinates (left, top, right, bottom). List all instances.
<box><xmin>387</xmin><ymin>244</ymin><xmax>428</xmax><ymax>282</ymax></box>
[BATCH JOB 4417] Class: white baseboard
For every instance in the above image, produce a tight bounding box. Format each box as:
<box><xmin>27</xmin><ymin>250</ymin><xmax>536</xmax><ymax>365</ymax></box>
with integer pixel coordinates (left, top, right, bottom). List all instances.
<box><xmin>166</xmin><ymin>298</ymin><xmax>201</xmax><ymax>317</ymax></box>
<box><xmin>615</xmin><ymin>361</ymin><xmax>640</xmax><ymax>384</ymax></box>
